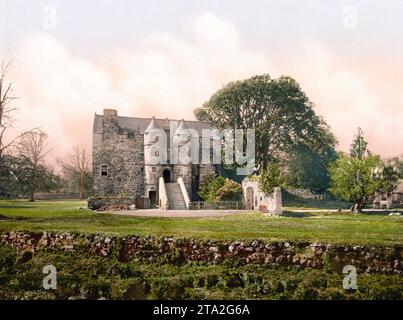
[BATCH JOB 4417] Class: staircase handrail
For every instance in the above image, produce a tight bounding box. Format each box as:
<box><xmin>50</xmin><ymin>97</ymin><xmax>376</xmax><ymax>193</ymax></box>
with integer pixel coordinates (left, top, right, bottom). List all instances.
<box><xmin>177</xmin><ymin>177</ymin><xmax>190</xmax><ymax>210</ymax></box>
<box><xmin>158</xmin><ymin>177</ymin><xmax>169</xmax><ymax>210</ymax></box>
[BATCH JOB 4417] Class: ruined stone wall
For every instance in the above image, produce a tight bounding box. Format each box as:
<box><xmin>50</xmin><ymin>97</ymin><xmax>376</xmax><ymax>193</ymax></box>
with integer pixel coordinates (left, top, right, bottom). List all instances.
<box><xmin>1</xmin><ymin>232</ymin><xmax>401</xmax><ymax>275</ymax></box>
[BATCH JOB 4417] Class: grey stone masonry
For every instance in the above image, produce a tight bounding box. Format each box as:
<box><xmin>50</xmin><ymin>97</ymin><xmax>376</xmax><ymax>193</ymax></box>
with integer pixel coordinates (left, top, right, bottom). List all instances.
<box><xmin>93</xmin><ymin>109</ymin><xmax>145</xmax><ymax>198</ymax></box>
<box><xmin>93</xmin><ymin>109</ymin><xmax>217</xmax><ymax>206</ymax></box>
<box><xmin>165</xmin><ymin>183</ymin><xmax>187</xmax><ymax>209</ymax></box>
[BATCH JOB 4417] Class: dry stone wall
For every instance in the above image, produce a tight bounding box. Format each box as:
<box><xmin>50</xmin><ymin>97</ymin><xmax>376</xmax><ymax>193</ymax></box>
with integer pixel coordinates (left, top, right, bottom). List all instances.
<box><xmin>1</xmin><ymin>232</ymin><xmax>402</xmax><ymax>275</ymax></box>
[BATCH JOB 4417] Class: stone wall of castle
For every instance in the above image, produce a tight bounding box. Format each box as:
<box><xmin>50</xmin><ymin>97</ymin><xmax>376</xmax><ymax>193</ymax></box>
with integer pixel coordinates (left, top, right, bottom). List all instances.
<box><xmin>172</xmin><ymin>165</ymin><xmax>193</xmax><ymax>196</ymax></box>
<box><xmin>199</xmin><ymin>164</ymin><xmax>217</xmax><ymax>185</ymax></box>
<box><xmin>93</xmin><ymin>110</ymin><xmax>145</xmax><ymax>198</ymax></box>
<box><xmin>93</xmin><ymin>110</ymin><xmax>218</xmax><ymax>202</ymax></box>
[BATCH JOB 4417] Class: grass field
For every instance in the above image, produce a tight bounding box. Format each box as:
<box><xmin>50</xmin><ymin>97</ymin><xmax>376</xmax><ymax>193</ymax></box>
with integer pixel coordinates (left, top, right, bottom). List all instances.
<box><xmin>1</xmin><ymin>243</ymin><xmax>402</xmax><ymax>300</ymax></box>
<box><xmin>0</xmin><ymin>200</ymin><xmax>402</xmax><ymax>245</ymax></box>
<box><xmin>1</xmin><ymin>199</ymin><xmax>402</xmax><ymax>300</ymax></box>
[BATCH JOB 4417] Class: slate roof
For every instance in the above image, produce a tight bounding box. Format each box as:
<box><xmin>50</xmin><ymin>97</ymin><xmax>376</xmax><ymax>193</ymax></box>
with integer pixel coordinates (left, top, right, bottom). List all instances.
<box><xmin>144</xmin><ymin>116</ymin><xmax>160</xmax><ymax>133</ymax></box>
<box><xmin>93</xmin><ymin>113</ymin><xmax>214</xmax><ymax>136</ymax></box>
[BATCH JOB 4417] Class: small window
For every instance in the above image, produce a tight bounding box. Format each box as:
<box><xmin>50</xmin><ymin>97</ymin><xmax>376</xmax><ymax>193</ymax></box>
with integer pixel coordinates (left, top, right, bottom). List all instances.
<box><xmin>101</xmin><ymin>165</ymin><xmax>108</xmax><ymax>176</ymax></box>
<box><xmin>155</xmin><ymin>136</ymin><xmax>159</xmax><ymax>142</ymax></box>
<box><xmin>186</xmin><ymin>135</ymin><xmax>191</xmax><ymax>142</ymax></box>
<box><xmin>152</xmin><ymin>167</ymin><xmax>156</xmax><ymax>172</ymax></box>
<box><xmin>128</xmin><ymin>132</ymin><xmax>134</xmax><ymax>139</ymax></box>
<box><xmin>155</xmin><ymin>150</ymin><xmax>159</xmax><ymax>157</ymax></box>
<box><xmin>187</xmin><ymin>149</ymin><xmax>191</xmax><ymax>157</ymax></box>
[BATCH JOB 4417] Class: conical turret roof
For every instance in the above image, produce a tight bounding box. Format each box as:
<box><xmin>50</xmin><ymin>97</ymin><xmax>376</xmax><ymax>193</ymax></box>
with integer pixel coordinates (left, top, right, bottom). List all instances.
<box><xmin>144</xmin><ymin>116</ymin><xmax>160</xmax><ymax>133</ymax></box>
<box><xmin>174</xmin><ymin>119</ymin><xmax>188</xmax><ymax>135</ymax></box>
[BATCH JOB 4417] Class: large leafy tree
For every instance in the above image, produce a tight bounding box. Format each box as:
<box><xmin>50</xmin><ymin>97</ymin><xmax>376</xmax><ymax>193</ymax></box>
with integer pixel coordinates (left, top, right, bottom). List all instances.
<box><xmin>286</xmin><ymin>144</ymin><xmax>337</xmax><ymax>191</ymax></box>
<box><xmin>0</xmin><ymin>154</ymin><xmax>62</xmax><ymax>198</ymax></box>
<box><xmin>195</xmin><ymin>74</ymin><xmax>336</xmax><ymax>169</ymax></box>
<box><xmin>329</xmin><ymin>129</ymin><xmax>400</xmax><ymax>213</ymax></box>
<box><xmin>377</xmin><ymin>159</ymin><xmax>402</xmax><ymax>199</ymax></box>
<box><xmin>0</xmin><ymin>154</ymin><xmax>22</xmax><ymax>197</ymax></box>
<box><xmin>329</xmin><ymin>153</ymin><xmax>384</xmax><ymax>213</ymax></box>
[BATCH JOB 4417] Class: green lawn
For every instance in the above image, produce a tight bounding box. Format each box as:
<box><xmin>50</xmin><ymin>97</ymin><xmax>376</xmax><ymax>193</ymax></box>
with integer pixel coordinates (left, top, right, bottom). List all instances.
<box><xmin>282</xmin><ymin>190</ymin><xmax>351</xmax><ymax>210</ymax></box>
<box><xmin>0</xmin><ymin>200</ymin><xmax>402</xmax><ymax>245</ymax></box>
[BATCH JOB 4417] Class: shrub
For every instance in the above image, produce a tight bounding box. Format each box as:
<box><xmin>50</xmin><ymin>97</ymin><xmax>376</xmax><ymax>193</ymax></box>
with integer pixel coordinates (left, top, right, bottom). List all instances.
<box><xmin>87</xmin><ymin>195</ymin><xmax>134</xmax><ymax>211</ymax></box>
<box><xmin>258</xmin><ymin>162</ymin><xmax>282</xmax><ymax>194</ymax></box>
<box><xmin>198</xmin><ymin>175</ymin><xmax>242</xmax><ymax>202</ymax></box>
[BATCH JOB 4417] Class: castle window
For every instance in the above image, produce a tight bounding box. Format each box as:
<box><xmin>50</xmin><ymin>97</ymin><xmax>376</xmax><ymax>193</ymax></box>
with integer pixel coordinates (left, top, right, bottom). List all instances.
<box><xmin>155</xmin><ymin>150</ymin><xmax>159</xmax><ymax>157</ymax></box>
<box><xmin>101</xmin><ymin>165</ymin><xmax>108</xmax><ymax>176</ymax></box>
<box><xmin>155</xmin><ymin>136</ymin><xmax>159</xmax><ymax>142</ymax></box>
<box><xmin>128</xmin><ymin>132</ymin><xmax>134</xmax><ymax>139</ymax></box>
<box><xmin>152</xmin><ymin>167</ymin><xmax>156</xmax><ymax>172</ymax></box>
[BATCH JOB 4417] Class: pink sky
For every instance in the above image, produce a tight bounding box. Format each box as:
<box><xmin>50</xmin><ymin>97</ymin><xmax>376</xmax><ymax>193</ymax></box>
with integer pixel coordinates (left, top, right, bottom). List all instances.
<box><xmin>3</xmin><ymin>10</ymin><xmax>403</xmax><ymax>163</ymax></box>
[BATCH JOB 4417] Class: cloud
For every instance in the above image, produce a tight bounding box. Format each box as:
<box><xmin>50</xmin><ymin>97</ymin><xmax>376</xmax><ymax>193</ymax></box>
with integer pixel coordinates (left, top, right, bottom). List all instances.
<box><xmin>275</xmin><ymin>41</ymin><xmax>403</xmax><ymax>158</ymax></box>
<box><xmin>8</xmin><ymin>12</ymin><xmax>273</xmax><ymax>162</ymax></box>
<box><xmin>6</xmin><ymin>12</ymin><xmax>403</xmax><ymax>165</ymax></box>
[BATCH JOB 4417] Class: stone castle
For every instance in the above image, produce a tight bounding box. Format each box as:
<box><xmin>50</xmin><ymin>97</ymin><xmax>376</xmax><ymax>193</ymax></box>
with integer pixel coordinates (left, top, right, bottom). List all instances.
<box><xmin>92</xmin><ymin>109</ymin><xmax>218</xmax><ymax>209</ymax></box>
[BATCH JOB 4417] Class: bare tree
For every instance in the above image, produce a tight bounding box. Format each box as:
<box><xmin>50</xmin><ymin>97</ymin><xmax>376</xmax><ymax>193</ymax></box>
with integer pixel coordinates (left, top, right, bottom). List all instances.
<box><xmin>0</xmin><ymin>58</ymin><xmax>21</xmax><ymax>160</ymax></box>
<box><xmin>16</xmin><ymin>129</ymin><xmax>51</xmax><ymax>201</ymax></box>
<box><xmin>58</xmin><ymin>146</ymin><xmax>91</xmax><ymax>200</ymax></box>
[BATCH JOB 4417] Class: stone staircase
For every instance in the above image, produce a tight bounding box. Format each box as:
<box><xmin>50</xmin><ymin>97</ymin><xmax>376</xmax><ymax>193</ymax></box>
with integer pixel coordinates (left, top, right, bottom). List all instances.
<box><xmin>165</xmin><ymin>183</ymin><xmax>187</xmax><ymax>210</ymax></box>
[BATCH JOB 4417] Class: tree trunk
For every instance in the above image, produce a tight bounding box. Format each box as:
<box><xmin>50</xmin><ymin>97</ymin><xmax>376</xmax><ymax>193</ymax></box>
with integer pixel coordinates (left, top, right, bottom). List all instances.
<box><xmin>351</xmin><ymin>201</ymin><xmax>365</xmax><ymax>213</ymax></box>
<box><xmin>79</xmin><ymin>171</ymin><xmax>84</xmax><ymax>200</ymax></box>
<box><xmin>29</xmin><ymin>172</ymin><xmax>36</xmax><ymax>202</ymax></box>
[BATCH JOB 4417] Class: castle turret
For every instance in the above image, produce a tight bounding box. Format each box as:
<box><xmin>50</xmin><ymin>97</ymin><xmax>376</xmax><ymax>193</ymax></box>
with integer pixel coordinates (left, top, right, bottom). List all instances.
<box><xmin>144</xmin><ymin>116</ymin><xmax>160</xmax><ymax>151</ymax></box>
<box><xmin>144</xmin><ymin>117</ymin><xmax>167</xmax><ymax>207</ymax></box>
<box><xmin>174</xmin><ymin>119</ymin><xmax>192</xmax><ymax>151</ymax></box>
<box><xmin>173</xmin><ymin>119</ymin><xmax>193</xmax><ymax>195</ymax></box>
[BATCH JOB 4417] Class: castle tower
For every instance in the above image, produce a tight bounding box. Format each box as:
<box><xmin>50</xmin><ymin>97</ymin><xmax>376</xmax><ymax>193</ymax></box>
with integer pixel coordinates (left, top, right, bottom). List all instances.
<box><xmin>144</xmin><ymin>116</ymin><xmax>161</xmax><ymax>164</ymax></box>
<box><xmin>144</xmin><ymin>117</ymin><xmax>167</xmax><ymax>207</ymax></box>
<box><xmin>172</xmin><ymin>119</ymin><xmax>193</xmax><ymax>195</ymax></box>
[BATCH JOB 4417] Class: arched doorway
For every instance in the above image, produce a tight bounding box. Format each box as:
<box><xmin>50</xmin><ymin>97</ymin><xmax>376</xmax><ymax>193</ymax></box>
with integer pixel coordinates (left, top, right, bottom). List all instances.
<box><xmin>246</xmin><ymin>187</ymin><xmax>254</xmax><ymax>210</ymax></box>
<box><xmin>163</xmin><ymin>169</ymin><xmax>171</xmax><ymax>183</ymax></box>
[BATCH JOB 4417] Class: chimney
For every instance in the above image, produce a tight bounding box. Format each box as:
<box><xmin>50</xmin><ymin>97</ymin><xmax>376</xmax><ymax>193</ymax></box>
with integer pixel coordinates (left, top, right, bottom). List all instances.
<box><xmin>103</xmin><ymin>109</ymin><xmax>118</xmax><ymax>118</ymax></box>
